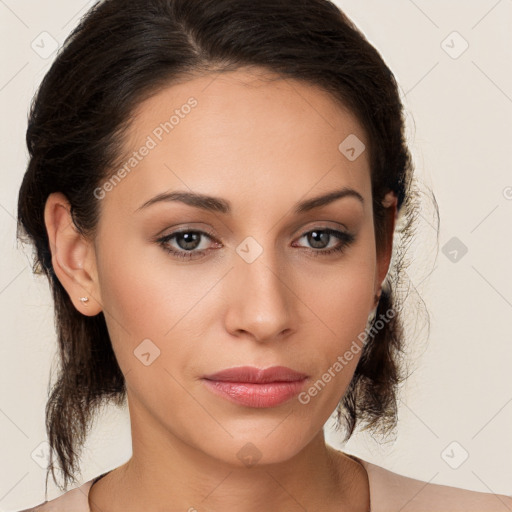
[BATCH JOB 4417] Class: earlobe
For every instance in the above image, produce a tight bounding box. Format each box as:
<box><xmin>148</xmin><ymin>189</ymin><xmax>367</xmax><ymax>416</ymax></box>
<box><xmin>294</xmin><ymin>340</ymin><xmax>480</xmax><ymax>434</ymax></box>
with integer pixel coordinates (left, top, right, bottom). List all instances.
<box><xmin>381</xmin><ymin>190</ymin><xmax>397</xmax><ymax>210</ymax></box>
<box><xmin>44</xmin><ymin>192</ymin><xmax>102</xmax><ymax>316</ymax></box>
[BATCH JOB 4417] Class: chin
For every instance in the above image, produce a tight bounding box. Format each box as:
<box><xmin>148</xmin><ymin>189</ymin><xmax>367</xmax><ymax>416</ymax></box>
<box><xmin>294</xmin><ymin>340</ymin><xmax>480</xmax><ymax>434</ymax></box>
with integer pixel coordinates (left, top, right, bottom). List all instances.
<box><xmin>197</xmin><ymin>427</ymin><xmax>314</xmax><ymax>469</ymax></box>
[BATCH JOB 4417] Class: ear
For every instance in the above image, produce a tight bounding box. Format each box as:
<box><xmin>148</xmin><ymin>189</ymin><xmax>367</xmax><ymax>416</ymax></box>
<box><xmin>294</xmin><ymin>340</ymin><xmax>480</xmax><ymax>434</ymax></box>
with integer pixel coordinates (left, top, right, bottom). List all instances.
<box><xmin>44</xmin><ymin>192</ymin><xmax>103</xmax><ymax>316</ymax></box>
<box><xmin>374</xmin><ymin>191</ymin><xmax>398</xmax><ymax>303</ymax></box>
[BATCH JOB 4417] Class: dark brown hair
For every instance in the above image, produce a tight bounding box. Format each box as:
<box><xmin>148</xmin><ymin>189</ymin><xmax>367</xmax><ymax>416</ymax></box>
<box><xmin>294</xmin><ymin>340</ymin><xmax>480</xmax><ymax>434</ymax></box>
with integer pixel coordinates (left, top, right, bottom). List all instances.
<box><xmin>17</xmin><ymin>0</ymin><xmax>434</xmax><ymax>494</ymax></box>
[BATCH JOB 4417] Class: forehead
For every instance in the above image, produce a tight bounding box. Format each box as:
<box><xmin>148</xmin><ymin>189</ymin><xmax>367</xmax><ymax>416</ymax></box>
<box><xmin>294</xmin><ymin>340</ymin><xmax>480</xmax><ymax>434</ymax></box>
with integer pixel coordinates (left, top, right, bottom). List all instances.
<box><xmin>98</xmin><ymin>68</ymin><xmax>371</xmax><ymax>218</ymax></box>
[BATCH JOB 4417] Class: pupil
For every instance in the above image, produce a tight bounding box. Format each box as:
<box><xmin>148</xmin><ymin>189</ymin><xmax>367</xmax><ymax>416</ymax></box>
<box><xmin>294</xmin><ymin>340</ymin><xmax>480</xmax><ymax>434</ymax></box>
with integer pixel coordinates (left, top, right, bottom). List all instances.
<box><xmin>309</xmin><ymin>230</ymin><xmax>329</xmax><ymax>249</ymax></box>
<box><xmin>177</xmin><ymin>232</ymin><xmax>200</xmax><ymax>250</ymax></box>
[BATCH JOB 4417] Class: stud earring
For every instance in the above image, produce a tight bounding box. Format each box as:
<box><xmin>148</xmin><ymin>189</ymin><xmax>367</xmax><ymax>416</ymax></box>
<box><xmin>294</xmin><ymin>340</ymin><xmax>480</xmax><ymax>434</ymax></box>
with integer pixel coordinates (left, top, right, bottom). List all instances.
<box><xmin>80</xmin><ymin>297</ymin><xmax>89</xmax><ymax>306</ymax></box>
<box><xmin>381</xmin><ymin>191</ymin><xmax>396</xmax><ymax>208</ymax></box>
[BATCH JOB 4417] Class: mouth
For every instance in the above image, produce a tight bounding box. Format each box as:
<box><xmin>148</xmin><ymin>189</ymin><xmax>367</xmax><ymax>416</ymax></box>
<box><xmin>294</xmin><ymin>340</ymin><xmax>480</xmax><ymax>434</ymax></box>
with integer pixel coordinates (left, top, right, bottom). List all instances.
<box><xmin>201</xmin><ymin>366</ymin><xmax>309</xmax><ymax>408</ymax></box>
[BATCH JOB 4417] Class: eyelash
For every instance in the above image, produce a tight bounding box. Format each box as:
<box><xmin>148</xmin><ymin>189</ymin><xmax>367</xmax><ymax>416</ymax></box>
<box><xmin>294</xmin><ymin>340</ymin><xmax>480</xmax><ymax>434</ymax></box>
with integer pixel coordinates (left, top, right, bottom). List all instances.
<box><xmin>156</xmin><ymin>227</ymin><xmax>355</xmax><ymax>261</ymax></box>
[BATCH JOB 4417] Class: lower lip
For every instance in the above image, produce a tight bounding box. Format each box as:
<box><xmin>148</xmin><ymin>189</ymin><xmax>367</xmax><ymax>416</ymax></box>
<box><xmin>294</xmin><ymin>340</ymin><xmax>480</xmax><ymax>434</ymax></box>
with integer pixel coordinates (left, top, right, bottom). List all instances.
<box><xmin>202</xmin><ymin>379</ymin><xmax>307</xmax><ymax>408</ymax></box>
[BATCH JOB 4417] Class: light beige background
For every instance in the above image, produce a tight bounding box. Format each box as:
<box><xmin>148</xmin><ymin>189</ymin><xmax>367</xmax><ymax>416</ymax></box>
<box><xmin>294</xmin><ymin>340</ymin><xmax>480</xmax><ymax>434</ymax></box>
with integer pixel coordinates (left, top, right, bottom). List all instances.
<box><xmin>1</xmin><ymin>0</ymin><xmax>511</xmax><ymax>509</ymax></box>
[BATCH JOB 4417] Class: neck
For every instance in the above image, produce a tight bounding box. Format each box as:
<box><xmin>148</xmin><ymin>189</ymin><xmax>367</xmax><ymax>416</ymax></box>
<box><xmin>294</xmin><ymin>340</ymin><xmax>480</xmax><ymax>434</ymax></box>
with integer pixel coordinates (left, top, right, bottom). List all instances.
<box><xmin>89</xmin><ymin>398</ymin><xmax>369</xmax><ymax>512</ymax></box>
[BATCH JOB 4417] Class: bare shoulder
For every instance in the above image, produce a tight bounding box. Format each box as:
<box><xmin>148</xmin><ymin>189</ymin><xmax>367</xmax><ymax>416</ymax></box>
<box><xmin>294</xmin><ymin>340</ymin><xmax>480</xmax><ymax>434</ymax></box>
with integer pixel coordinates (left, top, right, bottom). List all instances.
<box><xmin>14</xmin><ymin>478</ymin><xmax>94</xmax><ymax>512</ymax></box>
<box><xmin>361</xmin><ymin>458</ymin><xmax>512</xmax><ymax>512</ymax></box>
<box><xmin>16</xmin><ymin>503</ymin><xmax>46</xmax><ymax>512</ymax></box>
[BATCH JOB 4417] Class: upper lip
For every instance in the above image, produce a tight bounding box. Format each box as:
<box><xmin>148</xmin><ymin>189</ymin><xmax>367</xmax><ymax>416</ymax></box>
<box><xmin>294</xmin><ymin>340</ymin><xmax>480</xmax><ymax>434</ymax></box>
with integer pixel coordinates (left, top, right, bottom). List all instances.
<box><xmin>202</xmin><ymin>365</ymin><xmax>308</xmax><ymax>383</ymax></box>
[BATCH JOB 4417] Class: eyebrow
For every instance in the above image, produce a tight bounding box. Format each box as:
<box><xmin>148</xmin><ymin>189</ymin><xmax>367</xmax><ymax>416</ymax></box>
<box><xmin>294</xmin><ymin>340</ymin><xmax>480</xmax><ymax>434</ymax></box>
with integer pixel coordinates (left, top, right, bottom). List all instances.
<box><xmin>135</xmin><ymin>187</ymin><xmax>364</xmax><ymax>215</ymax></box>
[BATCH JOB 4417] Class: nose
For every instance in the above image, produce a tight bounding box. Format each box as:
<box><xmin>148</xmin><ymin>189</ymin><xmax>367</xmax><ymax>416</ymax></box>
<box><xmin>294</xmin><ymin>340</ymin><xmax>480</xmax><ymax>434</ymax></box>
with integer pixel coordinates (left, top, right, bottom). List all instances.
<box><xmin>223</xmin><ymin>248</ymin><xmax>293</xmax><ymax>343</ymax></box>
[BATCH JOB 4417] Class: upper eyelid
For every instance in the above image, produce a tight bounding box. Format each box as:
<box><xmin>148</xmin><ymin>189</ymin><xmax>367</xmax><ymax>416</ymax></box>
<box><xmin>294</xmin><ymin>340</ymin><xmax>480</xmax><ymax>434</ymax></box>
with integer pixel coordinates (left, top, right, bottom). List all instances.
<box><xmin>158</xmin><ymin>225</ymin><xmax>351</xmax><ymax>246</ymax></box>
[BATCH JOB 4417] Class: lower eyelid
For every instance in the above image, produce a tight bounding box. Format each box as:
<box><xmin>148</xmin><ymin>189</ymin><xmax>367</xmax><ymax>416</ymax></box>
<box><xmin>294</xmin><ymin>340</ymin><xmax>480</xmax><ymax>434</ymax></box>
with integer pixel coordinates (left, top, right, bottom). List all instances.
<box><xmin>158</xmin><ymin>228</ymin><xmax>353</xmax><ymax>255</ymax></box>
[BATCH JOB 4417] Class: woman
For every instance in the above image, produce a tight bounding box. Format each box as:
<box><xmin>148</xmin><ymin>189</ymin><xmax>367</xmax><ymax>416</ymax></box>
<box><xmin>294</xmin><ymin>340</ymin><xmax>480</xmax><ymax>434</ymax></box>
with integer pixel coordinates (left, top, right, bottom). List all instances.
<box><xmin>15</xmin><ymin>0</ymin><xmax>511</xmax><ymax>510</ymax></box>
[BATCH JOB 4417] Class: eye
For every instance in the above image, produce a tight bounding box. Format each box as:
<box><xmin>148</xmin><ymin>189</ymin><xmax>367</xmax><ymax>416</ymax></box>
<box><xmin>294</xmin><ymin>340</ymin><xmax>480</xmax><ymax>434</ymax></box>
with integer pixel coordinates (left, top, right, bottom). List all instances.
<box><xmin>157</xmin><ymin>229</ymin><xmax>219</xmax><ymax>260</ymax></box>
<box><xmin>156</xmin><ymin>226</ymin><xmax>355</xmax><ymax>261</ymax></box>
<box><xmin>292</xmin><ymin>228</ymin><xmax>355</xmax><ymax>256</ymax></box>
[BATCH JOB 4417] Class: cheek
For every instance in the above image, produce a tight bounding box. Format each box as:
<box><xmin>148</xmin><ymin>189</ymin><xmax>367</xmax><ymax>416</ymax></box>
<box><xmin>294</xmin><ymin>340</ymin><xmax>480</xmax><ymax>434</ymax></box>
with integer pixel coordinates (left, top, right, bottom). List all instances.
<box><xmin>97</xmin><ymin>230</ymin><xmax>185</xmax><ymax>328</ymax></box>
<box><xmin>294</xmin><ymin>279</ymin><xmax>374</xmax><ymax>414</ymax></box>
<box><xmin>293</xmin><ymin>240</ymin><xmax>376</xmax><ymax>386</ymax></box>
<box><xmin>301</xmin><ymin>273</ymin><xmax>373</xmax><ymax>375</ymax></box>
<box><xmin>298</xmin><ymin>249</ymin><xmax>376</xmax><ymax>343</ymax></box>
<box><xmin>95</xmin><ymin>233</ymin><xmax>216</xmax><ymax>376</ymax></box>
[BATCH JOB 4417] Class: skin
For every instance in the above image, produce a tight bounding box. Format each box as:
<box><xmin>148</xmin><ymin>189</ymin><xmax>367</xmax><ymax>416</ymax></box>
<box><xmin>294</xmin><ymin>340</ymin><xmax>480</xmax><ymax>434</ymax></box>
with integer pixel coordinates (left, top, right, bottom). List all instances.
<box><xmin>44</xmin><ymin>67</ymin><xmax>397</xmax><ymax>511</ymax></box>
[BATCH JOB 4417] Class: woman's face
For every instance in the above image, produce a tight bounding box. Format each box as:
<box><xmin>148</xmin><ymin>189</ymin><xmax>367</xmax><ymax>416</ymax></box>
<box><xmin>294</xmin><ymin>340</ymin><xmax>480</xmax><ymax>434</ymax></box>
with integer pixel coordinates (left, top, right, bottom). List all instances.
<box><xmin>84</xmin><ymin>68</ymin><xmax>394</xmax><ymax>467</ymax></box>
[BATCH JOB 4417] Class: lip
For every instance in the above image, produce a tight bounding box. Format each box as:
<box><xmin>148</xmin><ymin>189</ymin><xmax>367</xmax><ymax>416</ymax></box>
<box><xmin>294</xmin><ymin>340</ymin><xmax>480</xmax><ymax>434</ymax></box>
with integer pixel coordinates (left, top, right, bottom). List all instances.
<box><xmin>202</xmin><ymin>366</ymin><xmax>309</xmax><ymax>408</ymax></box>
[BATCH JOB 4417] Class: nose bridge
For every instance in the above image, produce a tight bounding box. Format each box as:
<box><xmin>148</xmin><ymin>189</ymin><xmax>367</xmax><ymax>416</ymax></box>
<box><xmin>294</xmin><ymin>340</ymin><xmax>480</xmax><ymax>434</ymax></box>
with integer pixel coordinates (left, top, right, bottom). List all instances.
<box><xmin>225</xmin><ymin>237</ymin><xmax>292</xmax><ymax>341</ymax></box>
